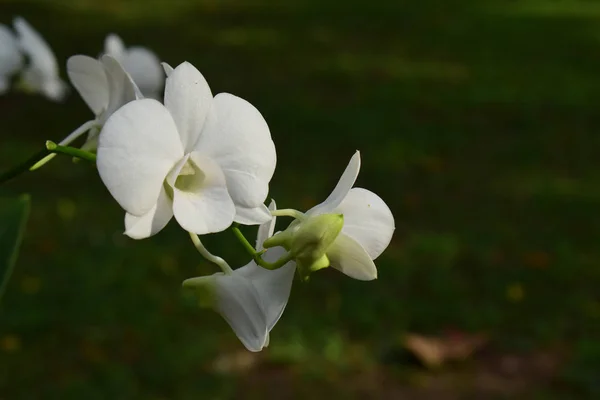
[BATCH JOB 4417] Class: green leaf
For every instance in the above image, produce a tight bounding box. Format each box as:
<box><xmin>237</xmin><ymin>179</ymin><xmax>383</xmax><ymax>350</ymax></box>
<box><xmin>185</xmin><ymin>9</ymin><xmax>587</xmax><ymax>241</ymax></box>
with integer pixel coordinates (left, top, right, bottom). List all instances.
<box><xmin>0</xmin><ymin>194</ymin><xmax>31</xmax><ymax>303</ymax></box>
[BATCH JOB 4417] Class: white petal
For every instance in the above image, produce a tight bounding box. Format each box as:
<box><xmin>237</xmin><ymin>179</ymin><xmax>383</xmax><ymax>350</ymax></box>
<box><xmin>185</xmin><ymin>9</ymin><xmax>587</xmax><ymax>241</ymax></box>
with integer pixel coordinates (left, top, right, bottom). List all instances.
<box><xmin>122</xmin><ymin>46</ymin><xmax>164</xmax><ymax>98</ymax></box>
<box><xmin>307</xmin><ymin>151</ymin><xmax>361</xmax><ymax>216</ymax></box>
<box><xmin>168</xmin><ymin>152</ymin><xmax>236</xmax><ymax>235</ymax></box>
<box><xmin>104</xmin><ymin>33</ymin><xmax>126</xmax><ymax>59</ymax></box>
<box><xmin>234</xmin><ymin>203</ymin><xmax>272</xmax><ymax>226</ymax></box>
<box><xmin>235</xmin><ymin>246</ymin><xmax>296</xmax><ymax>331</ymax></box>
<box><xmin>162</xmin><ymin>62</ymin><xmax>173</xmax><ymax>77</ymax></box>
<box><xmin>124</xmin><ymin>186</ymin><xmax>174</xmax><ymax>239</ymax></box>
<box><xmin>256</xmin><ymin>199</ymin><xmax>277</xmax><ymax>250</ymax></box>
<box><xmin>13</xmin><ymin>17</ymin><xmax>59</xmax><ymax>79</ymax></box>
<box><xmin>197</xmin><ymin>93</ymin><xmax>276</xmax><ymax>209</ymax></box>
<box><xmin>164</xmin><ymin>62</ymin><xmax>213</xmax><ymax>153</ymax></box>
<box><xmin>97</xmin><ymin>99</ymin><xmax>184</xmax><ymax>216</ymax></box>
<box><xmin>0</xmin><ymin>24</ymin><xmax>23</xmax><ymax>77</ymax></box>
<box><xmin>101</xmin><ymin>55</ymin><xmax>142</xmax><ymax>119</ymax></box>
<box><xmin>40</xmin><ymin>78</ymin><xmax>68</xmax><ymax>102</ymax></box>
<box><xmin>334</xmin><ymin>188</ymin><xmax>394</xmax><ymax>260</ymax></box>
<box><xmin>67</xmin><ymin>55</ymin><xmax>109</xmax><ymax>116</ymax></box>
<box><xmin>327</xmin><ymin>233</ymin><xmax>377</xmax><ymax>281</ymax></box>
<box><xmin>213</xmin><ymin>274</ymin><xmax>269</xmax><ymax>352</ymax></box>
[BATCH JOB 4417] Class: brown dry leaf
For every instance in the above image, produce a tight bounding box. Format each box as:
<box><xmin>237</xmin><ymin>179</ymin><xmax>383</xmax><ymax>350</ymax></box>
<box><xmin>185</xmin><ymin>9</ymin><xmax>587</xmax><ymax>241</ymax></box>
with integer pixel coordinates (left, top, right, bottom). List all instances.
<box><xmin>403</xmin><ymin>332</ymin><xmax>489</xmax><ymax>369</ymax></box>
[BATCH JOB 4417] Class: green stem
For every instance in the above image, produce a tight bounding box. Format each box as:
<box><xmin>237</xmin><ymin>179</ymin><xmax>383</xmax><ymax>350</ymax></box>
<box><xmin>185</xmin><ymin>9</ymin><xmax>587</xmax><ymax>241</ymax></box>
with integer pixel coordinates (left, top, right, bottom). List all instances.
<box><xmin>231</xmin><ymin>224</ymin><xmax>263</xmax><ymax>258</ymax></box>
<box><xmin>270</xmin><ymin>208</ymin><xmax>305</xmax><ymax>220</ymax></box>
<box><xmin>30</xmin><ymin>119</ymin><xmax>98</xmax><ymax>171</ymax></box>
<box><xmin>0</xmin><ymin>147</ymin><xmax>51</xmax><ymax>185</ymax></box>
<box><xmin>0</xmin><ymin>141</ymin><xmax>97</xmax><ymax>186</ymax></box>
<box><xmin>230</xmin><ymin>225</ymin><xmax>294</xmax><ymax>270</ymax></box>
<box><xmin>188</xmin><ymin>232</ymin><xmax>233</xmax><ymax>275</ymax></box>
<box><xmin>46</xmin><ymin>141</ymin><xmax>97</xmax><ymax>163</ymax></box>
<box><xmin>258</xmin><ymin>252</ymin><xmax>295</xmax><ymax>271</ymax></box>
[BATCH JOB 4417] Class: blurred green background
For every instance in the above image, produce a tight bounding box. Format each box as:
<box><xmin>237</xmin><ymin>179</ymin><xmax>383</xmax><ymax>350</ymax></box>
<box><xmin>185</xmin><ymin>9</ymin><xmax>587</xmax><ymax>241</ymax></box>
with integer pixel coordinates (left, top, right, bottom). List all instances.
<box><xmin>2</xmin><ymin>0</ymin><xmax>600</xmax><ymax>398</ymax></box>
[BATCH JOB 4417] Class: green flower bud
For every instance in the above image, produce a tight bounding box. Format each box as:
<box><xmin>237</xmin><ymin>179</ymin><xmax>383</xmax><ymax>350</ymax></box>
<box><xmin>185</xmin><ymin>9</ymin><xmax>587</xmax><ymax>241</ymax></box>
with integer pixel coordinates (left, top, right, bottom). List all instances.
<box><xmin>264</xmin><ymin>213</ymin><xmax>344</xmax><ymax>278</ymax></box>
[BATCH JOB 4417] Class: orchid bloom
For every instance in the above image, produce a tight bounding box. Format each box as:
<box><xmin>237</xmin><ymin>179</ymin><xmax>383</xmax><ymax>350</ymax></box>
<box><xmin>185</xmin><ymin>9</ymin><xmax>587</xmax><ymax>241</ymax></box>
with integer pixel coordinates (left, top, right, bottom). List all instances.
<box><xmin>183</xmin><ymin>200</ymin><xmax>296</xmax><ymax>352</ymax></box>
<box><xmin>97</xmin><ymin>61</ymin><xmax>276</xmax><ymax>239</ymax></box>
<box><xmin>104</xmin><ymin>33</ymin><xmax>164</xmax><ymax>99</ymax></box>
<box><xmin>65</xmin><ymin>54</ymin><xmax>142</xmax><ymax>150</ymax></box>
<box><xmin>0</xmin><ymin>24</ymin><xmax>23</xmax><ymax>94</ymax></box>
<box><xmin>13</xmin><ymin>17</ymin><xmax>67</xmax><ymax>102</ymax></box>
<box><xmin>264</xmin><ymin>151</ymin><xmax>395</xmax><ymax>280</ymax></box>
<box><xmin>29</xmin><ymin>54</ymin><xmax>141</xmax><ymax>171</ymax></box>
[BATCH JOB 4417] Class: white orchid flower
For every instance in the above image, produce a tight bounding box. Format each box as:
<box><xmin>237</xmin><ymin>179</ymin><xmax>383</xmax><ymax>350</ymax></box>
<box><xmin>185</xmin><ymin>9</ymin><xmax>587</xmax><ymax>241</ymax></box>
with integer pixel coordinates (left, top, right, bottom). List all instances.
<box><xmin>184</xmin><ymin>200</ymin><xmax>296</xmax><ymax>352</ymax></box>
<box><xmin>30</xmin><ymin>54</ymin><xmax>141</xmax><ymax>171</ymax></box>
<box><xmin>104</xmin><ymin>33</ymin><xmax>164</xmax><ymax>99</ymax></box>
<box><xmin>13</xmin><ymin>17</ymin><xmax>67</xmax><ymax>101</ymax></box>
<box><xmin>0</xmin><ymin>24</ymin><xmax>23</xmax><ymax>94</ymax></box>
<box><xmin>66</xmin><ymin>54</ymin><xmax>142</xmax><ymax>150</ymax></box>
<box><xmin>97</xmin><ymin>61</ymin><xmax>276</xmax><ymax>239</ymax></box>
<box><xmin>265</xmin><ymin>151</ymin><xmax>395</xmax><ymax>280</ymax></box>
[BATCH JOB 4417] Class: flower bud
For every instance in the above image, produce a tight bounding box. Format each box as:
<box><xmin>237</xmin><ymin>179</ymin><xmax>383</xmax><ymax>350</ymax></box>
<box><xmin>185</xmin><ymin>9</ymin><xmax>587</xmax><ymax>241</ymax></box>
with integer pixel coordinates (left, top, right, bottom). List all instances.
<box><xmin>264</xmin><ymin>213</ymin><xmax>344</xmax><ymax>278</ymax></box>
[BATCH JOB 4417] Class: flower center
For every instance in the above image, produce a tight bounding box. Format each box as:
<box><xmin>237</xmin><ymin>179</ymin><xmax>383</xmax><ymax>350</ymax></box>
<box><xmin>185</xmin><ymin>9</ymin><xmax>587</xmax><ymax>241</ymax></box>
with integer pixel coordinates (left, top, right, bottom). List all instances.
<box><xmin>174</xmin><ymin>159</ymin><xmax>206</xmax><ymax>193</ymax></box>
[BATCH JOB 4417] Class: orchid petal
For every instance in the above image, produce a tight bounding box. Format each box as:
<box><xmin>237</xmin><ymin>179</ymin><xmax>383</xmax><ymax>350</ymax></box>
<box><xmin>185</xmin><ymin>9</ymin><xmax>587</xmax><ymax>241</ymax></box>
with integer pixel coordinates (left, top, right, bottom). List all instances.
<box><xmin>235</xmin><ymin>247</ymin><xmax>296</xmax><ymax>332</ymax></box>
<box><xmin>234</xmin><ymin>203</ymin><xmax>272</xmax><ymax>226</ymax></box>
<box><xmin>97</xmin><ymin>99</ymin><xmax>184</xmax><ymax>216</ymax></box>
<box><xmin>0</xmin><ymin>24</ymin><xmax>23</xmax><ymax>77</ymax></box>
<box><xmin>104</xmin><ymin>33</ymin><xmax>126</xmax><ymax>59</ymax></box>
<box><xmin>167</xmin><ymin>152</ymin><xmax>236</xmax><ymax>235</ymax></box>
<box><xmin>256</xmin><ymin>200</ymin><xmax>276</xmax><ymax>249</ymax></box>
<box><xmin>327</xmin><ymin>233</ymin><xmax>377</xmax><ymax>281</ymax></box>
<box><xmin>307</xmin><ymin>151</ymin><xmax>361</xmax><ymax>216</ymax></box>
<box><xmin>213</xmin><ymin>274</ymin><xmax>269</xmax><ymax>352</ymax></box>
<box><xmin>197</xmin><ymin>92</ymin><xmax>276</xmax><ymax>209</ymax></box>
<box><xmin>164</xmin><ymin>62</ymin><xmax>213</xmax><ymax>152</ymax></box>
<box><xmin>124</xmin><ymin>186</ymin><xmax>174</xmax><ymax>239</ymax></box>
<box><xmin>101</xmin><ymin>54</ymin><xmax>141</xmax><ymax>118</ymax></box>
<box><xmin>122</xmin><ymin>46</ymin><xmax>164</xmax><ymax>98</ymax></box>
<box><xmin>333</xmin><ymin>187</ymin><xmax>394</xmax><ymax>259</ymax></box>
<box><xmin>40</xmin><ymin>78</ymin><xmax>68</xmax><ymax>101</ymax></box>
<box><xmin>13</xmin><ymin>17</ymin><xmax>59</xmax><ymax>78</ymax></box>
<box><xmin>162</xmin><ymin>62</ymin><xmax>173</xmax><ymax>77</ymax></box>
<box><xmin>67</xmin><ymin>55</ymin><xmax>108</xmax><ymax>116</ymax></box>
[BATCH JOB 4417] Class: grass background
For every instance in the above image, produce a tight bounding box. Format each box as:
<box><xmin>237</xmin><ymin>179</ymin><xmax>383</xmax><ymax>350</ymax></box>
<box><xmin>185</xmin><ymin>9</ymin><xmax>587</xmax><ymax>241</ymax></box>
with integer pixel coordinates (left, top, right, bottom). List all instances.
<box><xmin>1</xmin><ymin>0</ymin><xmax>600</xmax><ymax>398</ymax></box>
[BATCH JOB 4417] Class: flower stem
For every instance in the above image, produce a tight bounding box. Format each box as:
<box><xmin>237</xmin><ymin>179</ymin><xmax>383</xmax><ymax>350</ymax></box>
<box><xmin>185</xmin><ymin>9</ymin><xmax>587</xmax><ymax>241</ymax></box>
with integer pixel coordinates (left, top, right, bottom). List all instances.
<box><xmin>259</xmin><ymin>252</ymin><xmax>295</xmax><ymax>270</ymax></box>
<box><xmin>231</xmin><ymin>224</ymin><xmax>262</xmax><ymax>258</ymax></box>
<box><xmin>188</xmin><ymin>232</ymin><xmax>233</xmax><ymax>275</ymax></box>
<box><xmin>270</xmin><ymin>208</ymin><xmax>305</xmax><ymax>220</ymax></box>
<box><xmin>0</xmin><ymin>146</ymin><xmax>52</xmax><ymax>185</ymax></box>
<box><xmin>0</xmin><ymin>141</ymin><xmax>97</xmax><ymax>186</ymax></box>
<box><xmin>230</xmin><ymin>225</ymin><xmax>294</xmax><ymax>270</ymax></box>
<box><xmin>30</xmin><ymin>119</ymin><xmax>98</xmax><ymax>171</ymax></box>
<box><xmin>45</xmin><ymin>141</ymin><xmax>97</xmax><ymax>163</ymax></box>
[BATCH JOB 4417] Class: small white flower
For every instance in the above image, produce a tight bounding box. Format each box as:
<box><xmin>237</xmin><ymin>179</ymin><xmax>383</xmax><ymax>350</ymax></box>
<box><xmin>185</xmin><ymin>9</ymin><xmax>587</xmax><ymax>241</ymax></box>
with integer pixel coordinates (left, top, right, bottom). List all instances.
<box><xmin>104</xmin><ymin>33</ymin><xmax>164</xmax><ymax>99</ymax></box>
<box><xmin>0</xmin><ymin>24</ymin><xmax>23</xmax><ymax>94</ymax></box>
<box><xmin>266</xmin><ymin>151</ymin><xmax>395</xmax><ymax>280</ymax></box>
<box><xmin>184</xmin><ymin>200</ymin><xmax>296</xmax><ymax>352</ymax></box>
<box><xmin>66</xmin><ymin>54</ymin><xmax>141</xmax><ymax>150</ymax></box>
<box><xmin>97</xmin><ymin>61</ymin><xmax>276</xmax><ymax>239</ymax></box>
<box><xmin>13</xmin><ymin>17</ymin><xmax>67</xmax><ymax>101</ymax></box>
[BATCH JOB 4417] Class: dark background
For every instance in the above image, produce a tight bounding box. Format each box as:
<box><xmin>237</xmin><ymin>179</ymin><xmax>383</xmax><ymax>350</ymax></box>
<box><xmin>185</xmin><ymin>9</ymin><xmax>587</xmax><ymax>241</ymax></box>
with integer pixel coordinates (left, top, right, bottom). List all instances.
<box><xmin>1</xmin><ymin>0</ymin><xmax>600</xmax><ymax>398</ymax></box>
